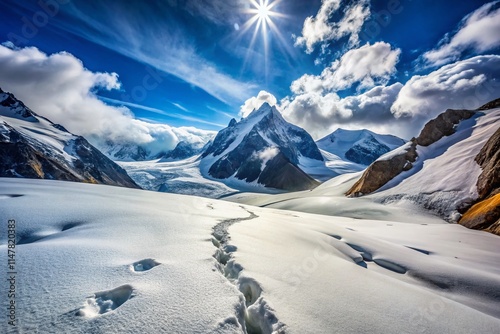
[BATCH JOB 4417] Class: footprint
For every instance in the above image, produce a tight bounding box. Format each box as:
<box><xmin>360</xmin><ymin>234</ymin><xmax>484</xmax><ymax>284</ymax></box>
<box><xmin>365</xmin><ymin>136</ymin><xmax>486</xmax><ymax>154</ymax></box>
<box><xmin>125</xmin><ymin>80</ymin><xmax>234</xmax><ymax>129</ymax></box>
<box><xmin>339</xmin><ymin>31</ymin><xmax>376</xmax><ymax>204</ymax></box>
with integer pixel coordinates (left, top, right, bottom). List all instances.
<box><xmin>131</xmin><ymin>259</ymin><xmax>160</xmax><ymax>272</ymax></box>
<box><xmin>76</xmin><ymin>285</ymin><xmax>134</xmax><ymax>317</ymax></box>
<box><xmin>238</xmin><ymin>277</ymin><xmax>263</xmax><ymax>306</ymax></box>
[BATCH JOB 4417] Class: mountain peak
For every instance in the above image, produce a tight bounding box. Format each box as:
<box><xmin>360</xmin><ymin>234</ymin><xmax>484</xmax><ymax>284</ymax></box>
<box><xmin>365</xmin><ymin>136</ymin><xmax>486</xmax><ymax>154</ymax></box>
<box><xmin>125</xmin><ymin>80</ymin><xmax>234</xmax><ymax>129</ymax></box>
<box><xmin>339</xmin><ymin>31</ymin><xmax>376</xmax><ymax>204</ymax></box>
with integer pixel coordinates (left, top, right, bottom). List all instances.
<box><xmin>201</xmin><ymin>101</ymin><xmax>323</xmax><ymax>191</ymax></box>
<box><xmin>317</xmin><ymin>128</ymin><xmax>406</xmax><ymax>165</ymax></box>
<box><xmin>0</xmin><ymin>87</ymin><xmax>38</xmax><ymax>121</ymax></box>
<box><xmin>246</xmin><ymin>102</ymin><xmax>278</xmax><ymax>119</ymax></box>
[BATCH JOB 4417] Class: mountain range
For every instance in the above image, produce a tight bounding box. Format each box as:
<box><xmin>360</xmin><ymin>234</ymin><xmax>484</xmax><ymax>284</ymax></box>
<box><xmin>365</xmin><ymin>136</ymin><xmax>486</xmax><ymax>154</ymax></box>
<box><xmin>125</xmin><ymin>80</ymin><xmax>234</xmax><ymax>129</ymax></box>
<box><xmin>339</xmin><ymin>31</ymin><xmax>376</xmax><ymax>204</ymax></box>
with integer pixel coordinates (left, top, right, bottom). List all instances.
<box><xmin>0</xmin><ymin>88</ymin><xmax>139</xmax><ymax>188</ymax></box>
<box><xmin>1</xmin><ymin>86</ymin><xmax>498</xmax><ymax>235</ymax></box>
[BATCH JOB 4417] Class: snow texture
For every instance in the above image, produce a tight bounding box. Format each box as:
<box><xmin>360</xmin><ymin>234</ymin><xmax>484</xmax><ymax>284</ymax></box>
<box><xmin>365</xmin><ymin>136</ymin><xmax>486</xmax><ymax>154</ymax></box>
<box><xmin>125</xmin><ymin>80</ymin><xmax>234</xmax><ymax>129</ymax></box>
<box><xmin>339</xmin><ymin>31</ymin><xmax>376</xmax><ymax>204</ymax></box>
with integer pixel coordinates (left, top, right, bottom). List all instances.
<box><xmin>1</xmin><ymin>178</ymin><xmax>500</xmax><ymax>333</ymax></box>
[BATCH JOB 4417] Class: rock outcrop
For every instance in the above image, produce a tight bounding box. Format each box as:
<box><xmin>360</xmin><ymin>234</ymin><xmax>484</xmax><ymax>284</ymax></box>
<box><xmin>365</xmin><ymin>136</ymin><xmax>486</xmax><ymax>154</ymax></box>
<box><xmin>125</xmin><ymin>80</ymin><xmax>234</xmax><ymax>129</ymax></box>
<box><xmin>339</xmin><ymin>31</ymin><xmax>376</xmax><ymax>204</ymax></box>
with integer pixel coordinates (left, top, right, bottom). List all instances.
<box><xmin>346</xmin><ymin>108</ymin><xmax>476</xmax><ymax>197</ymax></box>
<box><xmin>346</xmin><ymin>141</ymin><xmax>417</xmax><ymax>197</ymax></box>
<box><xmin>416</xmin><ymin>109</ymin><xmax>476</xmax><ymax>146</ymax></box>
<box><xmin>460</xmin><ymin>126</ymin><xmax>500</xmax><ymax>235</ymax></box>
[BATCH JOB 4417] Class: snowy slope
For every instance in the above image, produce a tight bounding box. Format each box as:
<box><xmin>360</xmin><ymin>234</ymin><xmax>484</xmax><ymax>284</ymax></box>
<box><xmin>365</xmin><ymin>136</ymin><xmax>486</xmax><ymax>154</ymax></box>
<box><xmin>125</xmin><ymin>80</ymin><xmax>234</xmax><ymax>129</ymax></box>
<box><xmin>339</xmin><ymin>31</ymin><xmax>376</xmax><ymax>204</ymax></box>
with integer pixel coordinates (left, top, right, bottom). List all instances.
<box><xmin>369</xmin><ymin>107</ymin><xmax>500</xmax><ymax>221</ymax></box>
<box><xmin>118</xmin><ymin>155</ymin><xmax>284</xmax><ymax>199</ymax></box>
<box><xmin>0</xmin><ymin>88</ymin><xmax>138</xmax><ymax>188</ymax></box>
<box><xmin>1</xmin><ymin>178</ymin><xmax>499</xmax><ymax>334</ymax></box>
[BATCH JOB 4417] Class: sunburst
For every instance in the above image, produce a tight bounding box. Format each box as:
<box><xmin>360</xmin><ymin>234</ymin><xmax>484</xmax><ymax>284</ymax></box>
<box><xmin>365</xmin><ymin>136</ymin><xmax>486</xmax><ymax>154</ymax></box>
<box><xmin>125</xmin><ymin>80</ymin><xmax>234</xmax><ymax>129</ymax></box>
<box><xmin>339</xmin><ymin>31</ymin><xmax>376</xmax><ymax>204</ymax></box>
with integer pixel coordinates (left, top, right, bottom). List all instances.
<box><xmin>238</xmin><ymin>0</ymin><xmax>290</xmax><ymax>80</ymax></box>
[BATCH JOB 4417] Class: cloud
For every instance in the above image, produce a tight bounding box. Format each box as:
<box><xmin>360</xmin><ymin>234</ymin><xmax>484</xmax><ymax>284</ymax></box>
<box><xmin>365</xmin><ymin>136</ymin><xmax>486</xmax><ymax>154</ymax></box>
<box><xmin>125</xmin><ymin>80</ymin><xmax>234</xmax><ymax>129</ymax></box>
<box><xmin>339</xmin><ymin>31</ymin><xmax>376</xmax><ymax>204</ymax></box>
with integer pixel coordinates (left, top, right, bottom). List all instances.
<box><xmin>6</xmin><ymin>1</ymin><xmax>256</xmax><ymax>105</ymax></box>
<box><xmin>292</xmin><ymin>42</ymin><xmax>401</xmax><ymax>94</ymax></box>
<box><xmin>281</xmin><ymin>83</ymin><xmax>404</xmax><ymax>138</ymax></box>
<box><xmin>295</xmin><ymin>0</ymin><xmax>370</xmax><ymax>53</ymax></box>
<box><xmin>422</xmin><ymin>1</ymin><xmax>500</xmax><ymax>67</ymax></box>
<box><xmin>255</xmin><ymin>147</ymin><xmax>280</xmax><ymax>167</ymax></box>
<box><xmin>280</xmin><ymin>55</ymin><xmax>500</xmax><ymax>139</ymax></box>
<box><xmin>0</xmin><ymin>44</ymin><xmax>215</xmax><ymax>157</ymax></box>
<box><xmin>391</xmin><ymin>55</ymin><xmax>500</xmax><ymax>118</ymax></box>
<box><xmin>240</xmin><ymin>90</ymin><xmax>278</xmax><ymax>118</ymax></box>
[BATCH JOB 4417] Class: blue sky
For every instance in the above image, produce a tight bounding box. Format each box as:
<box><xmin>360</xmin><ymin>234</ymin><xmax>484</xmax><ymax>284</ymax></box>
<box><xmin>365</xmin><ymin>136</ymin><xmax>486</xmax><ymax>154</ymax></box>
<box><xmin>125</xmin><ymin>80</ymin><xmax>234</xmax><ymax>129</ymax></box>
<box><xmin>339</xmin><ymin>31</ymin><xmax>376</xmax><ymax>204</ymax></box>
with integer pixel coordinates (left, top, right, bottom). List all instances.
<box><xmin>0</xmin><ymin>0</ymin><xmax>499</xmax><ymax>150</ymax></box>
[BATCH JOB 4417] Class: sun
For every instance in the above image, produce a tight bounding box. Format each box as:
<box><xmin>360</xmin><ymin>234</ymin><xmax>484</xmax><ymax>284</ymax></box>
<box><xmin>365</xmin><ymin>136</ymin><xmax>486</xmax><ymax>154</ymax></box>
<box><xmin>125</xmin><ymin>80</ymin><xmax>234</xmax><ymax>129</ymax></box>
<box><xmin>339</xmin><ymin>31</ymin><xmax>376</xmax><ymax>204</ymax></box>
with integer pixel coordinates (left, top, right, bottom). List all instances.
<box><xmin>239</xmin><ymin>0</ymin><xmax>290</xmax><ymax>81</ymax></box>
<box><xmin>256</xmin><ymin>0</ymin><xmax>272</xmax><ymax>21</ymax></box>
<box><xmin>248</xmin><ymin>0</ymin><xmax>276</xmax><ymax>25</ymax></box>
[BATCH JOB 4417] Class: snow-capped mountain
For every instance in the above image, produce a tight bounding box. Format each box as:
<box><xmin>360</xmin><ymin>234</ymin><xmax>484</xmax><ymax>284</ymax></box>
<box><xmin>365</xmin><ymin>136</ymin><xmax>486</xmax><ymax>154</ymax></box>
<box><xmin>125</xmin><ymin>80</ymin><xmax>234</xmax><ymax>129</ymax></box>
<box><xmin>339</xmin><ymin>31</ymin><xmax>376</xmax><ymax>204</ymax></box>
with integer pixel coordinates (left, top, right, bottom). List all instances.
<box><xmin>317</xmin><ymin>128</ymin><xmax>406</xmax><ymax>165</ymax></box>
<box><xmin>201</xmin><ymin>103</ymin><xmax>323</xmax><ymax>191</ymax></box>
<box><xmin>0</xmin><ymin>88</ymin><xmax>139</xmax><ymax>188</ymax></box>
<box><xmin>99</xmin><ymin>130</ymin><xmax>215</xmax><ymax>162</ymax></box>
<box><xmin>345</xmin><ymin>98</ymin><xmax>500</xmax><ymax>234</ymax></box>
<box><xmin>160</xmin><ymin>140</ymin><xmax>210</xmax><ymax>161</ymax></box>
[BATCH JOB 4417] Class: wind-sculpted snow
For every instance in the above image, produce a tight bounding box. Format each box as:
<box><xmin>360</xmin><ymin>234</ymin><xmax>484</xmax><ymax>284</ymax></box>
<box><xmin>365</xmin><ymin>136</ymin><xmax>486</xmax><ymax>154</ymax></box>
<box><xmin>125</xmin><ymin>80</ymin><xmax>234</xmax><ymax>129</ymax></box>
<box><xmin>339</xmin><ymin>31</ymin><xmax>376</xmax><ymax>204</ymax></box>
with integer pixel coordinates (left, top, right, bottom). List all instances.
<box><xmin>1</xmin><ymin>178</ymin><xmax>499</xmax><ymax>333</ymax></box>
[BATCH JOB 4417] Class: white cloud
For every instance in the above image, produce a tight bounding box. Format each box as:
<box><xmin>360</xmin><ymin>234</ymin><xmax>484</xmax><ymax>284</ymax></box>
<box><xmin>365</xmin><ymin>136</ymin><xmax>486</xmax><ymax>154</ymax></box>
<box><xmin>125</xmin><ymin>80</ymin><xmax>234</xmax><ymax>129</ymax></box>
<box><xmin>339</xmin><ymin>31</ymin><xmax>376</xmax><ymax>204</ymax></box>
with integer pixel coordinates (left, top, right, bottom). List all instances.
<box><xmin>295</xmin><ymin>0</ymin><xmax>370</xmax><ymax>53</ymax></box>
<box><xmin>391</xmin><ymin>55</ymin><xmax>500</xmax><ymax>118</ymax></box>
<box><xmin>256</xmin><ymin>147</ymin><xmax>280</xmax><ymax>167</ymax></box>
<box><xmin>281</xmin><ymin>84</ymin><xmax>404</xmax><ymax>138</ymax></box>
<box><xmin>0</xmin><ymin>45</ymin><xmax>215</xmax><ymax>157</ymax></box>
<box><xmin>280</xmin><ymin>55</ymin><xmax>500</xmax><ymax>139</ymax></box>
<box><xmin>422</xmin><ymin>1</ymin><xmax>500</xmax><ymax>67</ymax></box>
<box><xmin>292</xmin><ymin>42</ymin><xmax>401</xmax><ymax>94</ymax></box>
<box><xmin>240</xmin><ymin>90</ymin><xmax>278</xmax><ymax>118</ymax></box>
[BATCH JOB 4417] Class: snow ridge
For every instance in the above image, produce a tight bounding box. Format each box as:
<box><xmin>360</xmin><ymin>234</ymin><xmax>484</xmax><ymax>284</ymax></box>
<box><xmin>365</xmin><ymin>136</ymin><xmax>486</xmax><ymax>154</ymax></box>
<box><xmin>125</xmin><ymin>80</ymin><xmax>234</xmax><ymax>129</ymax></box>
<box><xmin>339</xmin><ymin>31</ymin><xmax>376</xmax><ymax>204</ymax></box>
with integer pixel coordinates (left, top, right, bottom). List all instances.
<box><xmin>211</xmin><ymin>206</ymin><xmax>286</xmax><ymax>334</ymax></box>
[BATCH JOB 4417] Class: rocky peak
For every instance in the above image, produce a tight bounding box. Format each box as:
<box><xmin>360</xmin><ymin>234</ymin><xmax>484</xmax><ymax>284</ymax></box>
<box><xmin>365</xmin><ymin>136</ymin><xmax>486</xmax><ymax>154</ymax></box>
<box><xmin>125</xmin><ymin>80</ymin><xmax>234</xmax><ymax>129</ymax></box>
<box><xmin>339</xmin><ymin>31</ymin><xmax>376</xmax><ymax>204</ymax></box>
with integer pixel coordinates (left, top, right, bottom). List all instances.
<box><xmin>0</xmin><ymin>88</ymin><xmax>38</xmax><ymax>120</ymax></box>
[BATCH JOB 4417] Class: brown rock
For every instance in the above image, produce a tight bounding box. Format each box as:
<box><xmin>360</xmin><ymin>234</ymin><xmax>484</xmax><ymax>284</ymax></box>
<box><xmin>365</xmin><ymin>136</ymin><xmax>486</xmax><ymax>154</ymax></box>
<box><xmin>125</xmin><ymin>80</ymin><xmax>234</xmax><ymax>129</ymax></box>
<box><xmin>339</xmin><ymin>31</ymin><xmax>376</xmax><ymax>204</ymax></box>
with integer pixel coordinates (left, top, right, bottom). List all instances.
<box><xmin>416</xmin><ymin>109</ymin><xmax>475</xmax><ymax>146</ymax></box>
<box><xmin>459</xmin><ymin>126</ymin><xmax>500</xmax><ymax>235</ymax></box>
<box><xmin>460</xmin><ymin>194</ymin><xmax>500</xmax><ymax>236</ymax></box>
<box><xmin>474</xmin><ymin>127</ymin><xmax>500</xmax><ymax>199</ymax></box>
<box><xmin>346</xmin><ymin>140</ymin><xmax>417</xmax><ymax>197</ymax></box>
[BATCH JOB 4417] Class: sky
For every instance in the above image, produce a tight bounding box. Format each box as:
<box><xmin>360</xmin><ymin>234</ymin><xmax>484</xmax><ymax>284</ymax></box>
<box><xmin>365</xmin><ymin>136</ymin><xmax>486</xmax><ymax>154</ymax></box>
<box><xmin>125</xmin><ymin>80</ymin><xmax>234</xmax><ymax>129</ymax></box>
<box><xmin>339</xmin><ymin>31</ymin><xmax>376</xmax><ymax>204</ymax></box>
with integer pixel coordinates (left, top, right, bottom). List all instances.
<box><xmin>0</xmin><ymin>0</ymin><xmax>499</xmax><ymax>154</ymax></box>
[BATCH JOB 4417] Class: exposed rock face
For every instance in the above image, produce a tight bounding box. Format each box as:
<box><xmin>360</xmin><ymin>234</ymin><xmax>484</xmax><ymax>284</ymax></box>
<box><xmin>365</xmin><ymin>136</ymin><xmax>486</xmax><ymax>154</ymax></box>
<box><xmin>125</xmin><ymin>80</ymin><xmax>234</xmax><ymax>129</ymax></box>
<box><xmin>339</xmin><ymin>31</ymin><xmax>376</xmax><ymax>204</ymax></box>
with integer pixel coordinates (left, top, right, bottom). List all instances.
<box><xmin>460</xmin><ymin>126</ymin><xmax>500</xmax><ymax>235</ymax></box>
<box><xmin>257</xmin><ymin>152</ymin><xmax>320</xmax><ymax>191</ymax></box>
<box><xmin>346</xmin><ymin>141</ymin><xmax>417</xmax><ymax>197</ymax></box>
<box><xmin>460</xmin><ymin>194</ymin><xmax>500</xmax><ymax>235</ymax></box>
<box><xmin>0</xmin><ymin>88</ymin><xmax>140</xmax><ymax>189</ymax></box>
<box><xmin>474</xmin><ymin>127</ymin><xmax>500</xmax><ymax>199</ymax></box>
<box><xmin>416</xmin><ymin>109</ymin><xmax>476</xmax><ymax>146</ymax></box>
<box><xmin>202</xmin><ymin>103</ymin><xmax>322</xmax><ymax>191</ymax></box>
<box><xmin>478</xmin><ymin>98</ymin><xmax>500</xmax><ymax>111</ymax></box>
<box><xmin>346</xmin><ymin>108</ymin><xmax>476</xmax><ymax>197</ymax></box>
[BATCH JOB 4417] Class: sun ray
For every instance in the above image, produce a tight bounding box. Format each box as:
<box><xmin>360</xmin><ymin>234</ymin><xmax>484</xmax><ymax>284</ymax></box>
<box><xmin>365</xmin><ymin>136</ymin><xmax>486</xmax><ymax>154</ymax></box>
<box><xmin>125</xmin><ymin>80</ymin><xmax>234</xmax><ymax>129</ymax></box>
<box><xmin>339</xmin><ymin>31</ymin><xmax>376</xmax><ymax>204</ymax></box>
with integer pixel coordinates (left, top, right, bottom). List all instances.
<box><xmin>238</xmin><ymin>0</ymin><xmax>295</xmax><ymax>82</ymax></box>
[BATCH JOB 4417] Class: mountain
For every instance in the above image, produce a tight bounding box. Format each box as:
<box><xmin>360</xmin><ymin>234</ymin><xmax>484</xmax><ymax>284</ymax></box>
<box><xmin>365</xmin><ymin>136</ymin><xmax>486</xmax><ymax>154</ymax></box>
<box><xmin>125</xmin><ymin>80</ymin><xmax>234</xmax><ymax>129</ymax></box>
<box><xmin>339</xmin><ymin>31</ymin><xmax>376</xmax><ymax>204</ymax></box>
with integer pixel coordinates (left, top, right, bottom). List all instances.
<box><xmin>200</xmin><ymin>103</ymin><xmax>322</xmax><ymax>191</ymax></box>
<box><xmin>0</xmin><ymin>88</ymin><xmax>140</xmax><ymax>188</ymax></box>
<box><xmin>317</xmin><ymin>129</ymin><xmax>406</xmax><ymax>165</ymax></box>
<box><xmin>345</xmin><ymin>98</ymin><xmax>500</xmax><ymax>234</ymax></box>
<box><xmin>160</xmin><ymin>140</ymin><xmax>209</xmax><ymax>161</ymax></box>
<box><xmin>99</xmin><ymin>131</ymin><xmax>215</xmax><ymax>162</ymax></box>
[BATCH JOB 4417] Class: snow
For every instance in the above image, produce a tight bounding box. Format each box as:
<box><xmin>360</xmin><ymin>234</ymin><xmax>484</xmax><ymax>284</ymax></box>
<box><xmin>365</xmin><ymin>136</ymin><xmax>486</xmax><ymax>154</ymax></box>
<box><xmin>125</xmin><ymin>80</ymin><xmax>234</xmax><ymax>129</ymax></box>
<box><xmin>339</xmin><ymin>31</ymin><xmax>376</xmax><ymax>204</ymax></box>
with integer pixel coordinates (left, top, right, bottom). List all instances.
<box><xmin>0</xmin><ymin>112</ymin><xmax>77</xmax><ymax>166</ymax></box>
<box><xmin>1</xmin><ymin>177</ymin><xmax>499</xmax><ymax>333</ymax></box>
<box><xmin>316</xmin><ymin>128</ymin><xmax>405</xmax><ymax>161</ymax></box>
<box><xmin>119</xmin><ymin>155</ymin><xmax>283</xmax><ymax>199</ymax></box>
<box><xmin>371</xmin><ymin>108</ymin><xmax>500</xmax><ymax>220</ymax></box>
